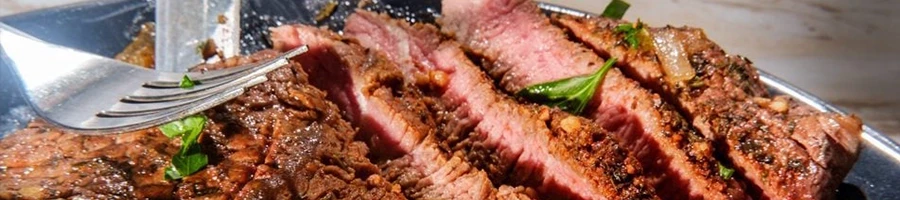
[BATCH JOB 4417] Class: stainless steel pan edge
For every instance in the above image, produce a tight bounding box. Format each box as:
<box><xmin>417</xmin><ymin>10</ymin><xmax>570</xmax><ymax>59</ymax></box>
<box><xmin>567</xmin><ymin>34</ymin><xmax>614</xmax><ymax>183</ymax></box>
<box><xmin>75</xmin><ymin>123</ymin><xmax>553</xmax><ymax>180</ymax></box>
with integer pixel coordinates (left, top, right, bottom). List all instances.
<box><xmin>0</xmin><ymin>0</ymin><xmax>896</xmax><ymax>199</ymax></box>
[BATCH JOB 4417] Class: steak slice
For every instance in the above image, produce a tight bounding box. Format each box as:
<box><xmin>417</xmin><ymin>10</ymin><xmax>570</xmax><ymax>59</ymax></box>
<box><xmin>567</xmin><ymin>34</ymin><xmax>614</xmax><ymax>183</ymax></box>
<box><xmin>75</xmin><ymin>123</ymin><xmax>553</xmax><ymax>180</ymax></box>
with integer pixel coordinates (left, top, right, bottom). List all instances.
<box><xmin>269</xmin><ymin>24</ymin><xmax>535</xmax><ymax>199</ymax></box>
<box><xmin>0</xmin><ymin>121</ymin><xmax>177</xmax><ymax>199</ymax></box>
<box><xmin>555</xmin><ymin>16</ymin><xmax>863</xmax><ymax>199</ymax></box>
<box><xmin>344</xmin><ymin>10</ymin><xmax>656</xmax><ymax>199</ymax></box>
<box><xmin>440</xmin><ymin>0</ymin><xmax>747</xmax><ymax>199</ymax></box>
<box><xmin>0</xmin><ymin>52</ymin><xmax>404</xmax><ymax>200</ymax></box>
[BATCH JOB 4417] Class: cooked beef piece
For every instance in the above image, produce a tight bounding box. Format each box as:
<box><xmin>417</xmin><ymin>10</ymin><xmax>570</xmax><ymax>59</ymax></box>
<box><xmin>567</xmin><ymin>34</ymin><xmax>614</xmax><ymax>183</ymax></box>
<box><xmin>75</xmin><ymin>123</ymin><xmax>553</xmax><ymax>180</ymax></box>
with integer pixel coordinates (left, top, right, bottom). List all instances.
<box><xmin>555</xmin><ymin>16</ymin><xmax>864</xmax><ymax>199</ymax></box>
<box><xmin>0</xmin><ymin>51</ymin><xmax>404</xmax><ymax>200</ymax></box>
<box><xmin>344</xmin><ymin>10</ymin><xmax>656</xmax><ymax>199</ymax></box>
<box><xmin>380</xmin><ymin>142</ymin><xmax>537</xmax><ymax>200</ymax></box>
<box><xmin>269</xmin><ymin>24</ymin><xmax>536</xmax><ymax>199</ymax></box>
<box><xmin>440</xmin><ymin>0</ymin><xmax>747</xmax><ymax>199</ymax></box>
<box><xmin>550</xmin><ymin>16</ymin><xmax>768</xmax><ymax>105</ymax></box>
<box><xmin>186</xmin><ymin>51</ymin><xmax>404</xmax><ymax>200</ymax></box>
<box><xmin>0</xmin><ymin>121</ymin><xmax>178</xmax><ymax>199</ymax></box>
<box><xmin>114</xmin><ymin>22</ymin><xmax>155</xmax><ymax>68</ymax></box>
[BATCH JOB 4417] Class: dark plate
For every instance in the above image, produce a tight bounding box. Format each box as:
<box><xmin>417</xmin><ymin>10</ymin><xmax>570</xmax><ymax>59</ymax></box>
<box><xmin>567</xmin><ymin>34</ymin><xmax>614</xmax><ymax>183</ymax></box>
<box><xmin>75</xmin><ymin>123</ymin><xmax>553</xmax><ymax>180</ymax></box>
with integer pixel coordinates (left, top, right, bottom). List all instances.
<box><xmin>1</xmin><ymin>0</ymin><xmax>897</xmax><ymax>199</ymax></box>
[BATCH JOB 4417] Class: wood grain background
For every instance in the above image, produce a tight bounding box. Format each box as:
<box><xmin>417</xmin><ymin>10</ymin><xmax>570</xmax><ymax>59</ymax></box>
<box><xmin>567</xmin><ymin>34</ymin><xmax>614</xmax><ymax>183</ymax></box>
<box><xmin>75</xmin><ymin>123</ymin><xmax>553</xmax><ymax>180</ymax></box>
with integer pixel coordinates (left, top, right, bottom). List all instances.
<box><xmin>2</xmin><ymin>0</ymin><xmax>898</xmax><ymax>143</ymax></box>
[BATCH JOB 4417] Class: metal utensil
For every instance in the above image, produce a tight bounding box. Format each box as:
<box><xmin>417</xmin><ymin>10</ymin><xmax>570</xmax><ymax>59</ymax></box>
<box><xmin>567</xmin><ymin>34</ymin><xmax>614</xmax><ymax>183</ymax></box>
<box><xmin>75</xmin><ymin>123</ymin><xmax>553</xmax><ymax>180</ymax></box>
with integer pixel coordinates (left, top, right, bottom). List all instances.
<box><xmin>155</xmin><ymin>0</ymin><xmax>241</xmax><ymax>72</ymax></box>
<box><xmin>0</xmin><ymin>22</ymin><xmax>307</xmax><ymax>134</ymax></box>
<box><xmin>0</xmin><ymin>1</ymin><xmax>897</xmax><ymax>198</ymax></box>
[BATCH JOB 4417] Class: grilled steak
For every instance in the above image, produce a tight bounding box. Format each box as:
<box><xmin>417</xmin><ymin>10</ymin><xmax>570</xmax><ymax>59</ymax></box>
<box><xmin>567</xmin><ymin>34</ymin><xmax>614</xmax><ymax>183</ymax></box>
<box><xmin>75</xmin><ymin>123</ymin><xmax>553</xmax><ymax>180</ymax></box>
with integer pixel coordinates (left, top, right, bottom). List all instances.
<box><xmin>344</xmin><ymin>10</ymin><xmax>656</xmax><ymax>199</ymax></box>
<box><xmin>269</xmin><ymin>24</ymin><xmax>536</xmax><ymax>199</ymax></box>
<box><xmin>0</xmin><ymin>121</ymin><xmax>177</xmax><ymax>199</ymax></box>
<box><xmin>0</xmin><ymin>52</ymin><xmax>404</xmax><ymax>200</ymax></box>
<box><xmin>554</xmin><ymin>16</ymin><xmax>864</xmax><ymax>199</ymax></box>
<box><xmin>440</xmin><ymin>0</ymin><xmax>747</xmax><ymax>199</ymax></box>
<box><xmin>0</xmin><ymin>1</ymin><xmax>865</xmax><ymax>199</ymax></box>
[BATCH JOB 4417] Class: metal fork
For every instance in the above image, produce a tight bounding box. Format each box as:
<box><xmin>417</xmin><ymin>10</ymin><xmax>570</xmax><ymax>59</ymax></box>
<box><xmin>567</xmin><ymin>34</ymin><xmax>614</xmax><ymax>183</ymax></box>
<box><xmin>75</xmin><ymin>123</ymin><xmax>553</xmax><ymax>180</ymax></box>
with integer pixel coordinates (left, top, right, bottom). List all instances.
<box><xmin>0</xmin><ymin>23</ymin><xmax>307</xmax><ymax>134</ymax></box>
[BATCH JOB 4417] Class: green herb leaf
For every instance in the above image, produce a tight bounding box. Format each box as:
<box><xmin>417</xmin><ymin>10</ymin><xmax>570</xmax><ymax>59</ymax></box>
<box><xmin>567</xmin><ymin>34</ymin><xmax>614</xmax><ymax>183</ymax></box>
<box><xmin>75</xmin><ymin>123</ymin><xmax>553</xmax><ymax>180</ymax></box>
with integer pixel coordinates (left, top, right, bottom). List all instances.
<box><xmin>615</xmin><ymin>21</ymin><xmax>648</xmax><ymax>49</ymax></box>
<box><xmin>178</xmin><ymin>115</ymin><xmax>207</xmax><ymax>154</ymax></box>
<box><xmin>159</xmin><ymin>115</ymin><xmax>208</xmax><ymax>180</ymax></box>
<box><xmin>164</xmin><ymin>166</ymin><xmax>183</xmax><ymax>180</ymax></box>
<box><xmin>718</xmin><ymin>162</ymin><xmax>735</xmax><ymax>180</ymax></box>
<box><xmin>173</xmin><ymin>145</ymin><xmax>208</xmax><ymax>176</ymax></box>
<box><xmin>164</xmin><ymin>146</ymin><xmax>208</xmax><ymax>180</ymax></box>
<box><xmin>158</xmin><ymin>115</ymin><xmax>206</xmax><ymax>140</ymax></box>
<box><xmin>179</xmin><ymin>75</ymin><xmax>196</xmax><ymax>89</ymax></box>
<box><xmin>158</xmin><ymin>120</ymin><xmax>186</xmax><ymax>138</ymax></box>
<box><xmin>601</xmin><ymin>0</ymin><xmax>630</xmax><ymax>19</ymax></box>
<box><xmin>517</xmin><ymin>58</ymin><xmax>618</xmax><ymax>114</ymax></box>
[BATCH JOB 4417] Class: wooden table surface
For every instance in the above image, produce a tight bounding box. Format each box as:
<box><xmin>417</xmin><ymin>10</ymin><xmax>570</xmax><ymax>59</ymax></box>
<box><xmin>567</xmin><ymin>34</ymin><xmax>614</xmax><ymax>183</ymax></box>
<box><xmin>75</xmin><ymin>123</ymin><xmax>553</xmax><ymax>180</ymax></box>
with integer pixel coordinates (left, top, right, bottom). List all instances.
<box><xmin>2</xmin><ymin>0</ymin><xmax>898</xmax><ymax>143</ymax></box>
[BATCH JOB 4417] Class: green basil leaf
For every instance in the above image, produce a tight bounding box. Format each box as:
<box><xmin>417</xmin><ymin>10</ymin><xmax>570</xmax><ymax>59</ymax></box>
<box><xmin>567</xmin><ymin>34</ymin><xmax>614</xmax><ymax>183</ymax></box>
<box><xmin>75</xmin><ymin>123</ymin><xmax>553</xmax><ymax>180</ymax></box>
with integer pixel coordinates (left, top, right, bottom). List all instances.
<box><xmin>179</xmin><ymin>75</ymin><xmax>196</xmax><ymax>89</ymax></box>
<box><xmin>158</xmin><ymin>120</ymin><xmax>186</xmax><ymax>138</ymax></box>
<box><xmin>517</xmin><ymin>74</ymin><xmax>597</xmax><ymax>113</ymax></box>
<box><xmin>517</xmin><ymin>58</ymin><xmax>618</xmax><ymax>114</ymax></box>
<box><xmin>178</xmin><ymin>115</ymin><xmax>207</xmax><ymax>154</ymax></box>
<box><xmin>172</xmin><ymin>145</ymin><xmax>208</xmax><ymax>177</ymax></box>
<box><xmin>159</xmin><ymin>115</ymin><xmax>208</xmax><ymax>180</ymax></box>
<box><xmin>615</xmin><ymin>22</ymin><xmax>647</xmax><ymax>49</ymax></box>
<box><xmin>718</xmin><ymin>162</ymin><xmax>735</xmax><ymax>180</ymax></box>
<box><xmin>601</xmin><ymin>0</ymin><xmax>630</xmax><ymax>20</ymax></box>
<box><xmin>164</xmin><ymin>166</ymin><xmax>182</xmax><ymax>180</ymax></box>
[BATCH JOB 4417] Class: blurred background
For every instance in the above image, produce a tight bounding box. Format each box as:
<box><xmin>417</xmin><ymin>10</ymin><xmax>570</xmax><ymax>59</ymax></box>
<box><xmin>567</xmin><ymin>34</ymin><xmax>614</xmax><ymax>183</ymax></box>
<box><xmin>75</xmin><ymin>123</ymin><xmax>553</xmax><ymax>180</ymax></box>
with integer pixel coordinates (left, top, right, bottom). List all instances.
<box><xmin>1</xmin><ymin>0</ymin><xmax>898</xmax><ymax>143</ymax></box>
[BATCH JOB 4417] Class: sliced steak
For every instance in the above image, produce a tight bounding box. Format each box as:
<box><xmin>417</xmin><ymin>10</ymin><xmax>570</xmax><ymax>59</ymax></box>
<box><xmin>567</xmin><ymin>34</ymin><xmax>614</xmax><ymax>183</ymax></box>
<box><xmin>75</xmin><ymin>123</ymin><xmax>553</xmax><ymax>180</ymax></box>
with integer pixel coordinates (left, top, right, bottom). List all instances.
<box><xmin>440</xmin><ymin>0</ymin><xmax>747</xmax><ymax>199</ymax></box>
<box><xmin>269</xmin><ymin>24</ymin><xmax>535</xmax><ymax>199</ymax></box>
<box><xmin>0</xmin><ymin>121</ymin><xmax>177</xmax><ymax>199</ymax></box>
<box><xmin>554</xmin><ymin>16</ymin><xmax>863</xmax><ymax>199</ymax></box>
<box><xmin>345</xmin><ymin>10</ymin><xmax>656</xmax><ymax>200</ymax></box>
<box><xmin>0</xmin><ymin>52</ymin><xmax>404</xmax><ymax>200</ymax></box>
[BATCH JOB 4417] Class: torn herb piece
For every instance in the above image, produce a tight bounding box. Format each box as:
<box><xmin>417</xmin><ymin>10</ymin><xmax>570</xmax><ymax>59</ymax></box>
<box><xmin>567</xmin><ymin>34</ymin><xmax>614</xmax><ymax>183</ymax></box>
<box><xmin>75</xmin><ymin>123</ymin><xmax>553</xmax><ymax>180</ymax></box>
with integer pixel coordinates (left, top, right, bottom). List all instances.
<box><xmin>159</xmin><ymin>115</ymin><xmax>206</xmax><ymax>140</ymax></box>
<box><xmin>158</xmin><ymin>120</ymin><xmax>187</xmax><ymax>138</ymax></box>
<box><xmin>718</xmin><ymin>162</ymin><xmax>735</xmax><ymax>180</ymax></box>
<box><xmin>164</xmin><ymin>166</ymin><xmax>183</xmax><ymax>180</ymax></box>
<box><xmin>159</xmin><ymin>115</ymin><xmax>209</xmax><ymax>180</ymax></box>
<box><xmin>177</xmin><ymin>115</ymin><xmax>207</xmax><ymax>154</ymax></box>
<box><xmin>179</xmin><ymin>75</ymin><xmax>197</xmax><ymax>89</ymax></box>
<box><xmin>165</xmin><ymin>145</ymin><xmax>208</xmax><ymax>180</ymax></box>
<box><xmin>517</xmin><ymin>58</ymin><xmax>618</xmax><ymax>114</ymax></box>
<box><xmin>601</xmin><ymin>0</ymin><xmax>630</xmax><ymax>19</ymax></box>
<box><xmin>615</xmin><ymin>21</ymin><xmax>649</xmax><ymax>49</ymax></box>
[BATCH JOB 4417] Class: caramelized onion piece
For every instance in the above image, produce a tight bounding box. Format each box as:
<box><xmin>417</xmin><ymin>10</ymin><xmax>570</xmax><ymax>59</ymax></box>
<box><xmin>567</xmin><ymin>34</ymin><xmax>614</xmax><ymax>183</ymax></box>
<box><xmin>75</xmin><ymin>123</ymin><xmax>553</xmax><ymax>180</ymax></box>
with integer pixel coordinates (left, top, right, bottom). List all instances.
<box><xmin>651</xmin><ymin>29</ymin><xmax>695</xmax><ymax>83</ymax></box>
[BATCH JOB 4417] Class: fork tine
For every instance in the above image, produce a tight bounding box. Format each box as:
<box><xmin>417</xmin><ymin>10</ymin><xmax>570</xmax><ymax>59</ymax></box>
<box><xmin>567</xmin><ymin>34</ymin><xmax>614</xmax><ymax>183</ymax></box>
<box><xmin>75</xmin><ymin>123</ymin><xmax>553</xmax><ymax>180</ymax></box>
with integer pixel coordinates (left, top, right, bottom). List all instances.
<box><xmin>122</xmin><ymin>45</ymin><xmax>306</xmax><ymax>103</ymax></box>
<box><xmin>99</xmin><ymin>76</ymin><xmax>267</xmax><ymax>117</ymax></box>
<box><xmin>143</xmin><ymin>46</ymin><xmax>308</xmax><ymax>88</ymax></box>
<box><xmin>143</xmin><ymin>60</ymin><xmax>257</xmax><ymax>88</ymax></box>
<box><xmin>0</xmin><ymin>23</ymin><xmax>309</xmax><ymax>133</ymax></box>
<box><xmin>124</xmin><ymin>58</ymin><xmax>287</xmax><ymax>102</ymax></box>
<box><xmin>83</xmin><ymin>85</ymin><xmax>249</xmax><ymax>132</ymax></box>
